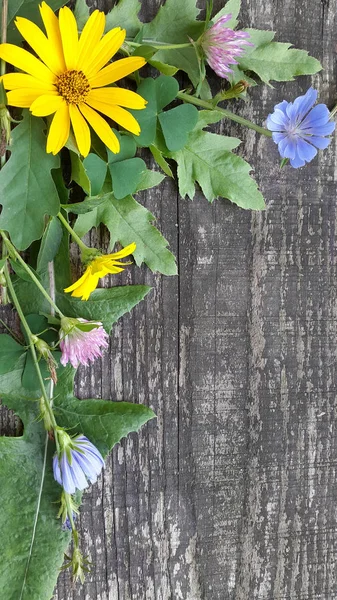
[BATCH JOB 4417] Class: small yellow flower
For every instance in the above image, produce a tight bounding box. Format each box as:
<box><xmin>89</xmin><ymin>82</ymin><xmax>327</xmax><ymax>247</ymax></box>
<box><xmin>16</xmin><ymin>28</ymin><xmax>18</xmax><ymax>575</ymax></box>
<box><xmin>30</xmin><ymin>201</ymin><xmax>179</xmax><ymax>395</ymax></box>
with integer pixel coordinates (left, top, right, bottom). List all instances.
<box><xmin>0</xmin><ymin>3</ymin><xmax>146</xmax><ymax>156</ymax></box>
<box><xmin>64</xmin><ymin>242</ymin><xmax>136</xmax><ymax>301</ymax></box>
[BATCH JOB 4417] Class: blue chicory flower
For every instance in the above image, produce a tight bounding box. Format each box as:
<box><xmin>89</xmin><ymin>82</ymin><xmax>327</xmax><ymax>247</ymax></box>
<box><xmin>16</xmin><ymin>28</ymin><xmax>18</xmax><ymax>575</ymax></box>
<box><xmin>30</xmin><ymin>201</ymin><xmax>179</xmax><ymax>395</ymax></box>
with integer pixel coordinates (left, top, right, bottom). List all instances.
<box><xmin>53</xmin><ymin>433</ymin><xmax>105</xmax><ymax>495</ymax></box>
<box><xmin>266</xmin><ymin>87</ymin><xmax>335</xmax><ymax>168</ymax></box>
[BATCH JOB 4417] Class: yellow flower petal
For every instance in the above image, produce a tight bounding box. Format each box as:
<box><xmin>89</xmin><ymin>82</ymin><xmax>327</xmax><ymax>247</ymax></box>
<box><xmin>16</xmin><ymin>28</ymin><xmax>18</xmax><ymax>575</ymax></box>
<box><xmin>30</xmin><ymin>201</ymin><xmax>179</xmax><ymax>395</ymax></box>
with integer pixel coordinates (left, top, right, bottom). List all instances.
<box><xmin>6</xmin><ymin>89</ymin><xmax>49</xmax><ymax>107</ymax></box>
<box><xmin>108</xmin><ymin>242</ymin><xmax>136</xmax><ymax>260</ymax></box>
<box><xmin>80</xmin><ymin>103</ymin><xmax>120</xmax><ymax>154</ymax></box>
<box><xmin>85</xmin><ymin>28</ymin><xmax>126</xmax><ymax>79</ymax></box>
<box><xmin>46</xmin><ymin>101</ymin><xmax>70</xmax><ymax>155</ymax></box>
<box><xmin>69</xmin><ymin>104</ymin><xmax>91</xmax><ymax>157</ymax></box>
<box><xmin>1</xmin><ymin>73</ymin><xmax>56</xmax><ymax>92</ymax></box>
<box><xmin>14</xmin><ymin>16</ymin><xmax>63</xmax><ymax>75</ymax></box>
<box><xmin>85</xmin><ymin>97</ymin><xmax>141</xmax><ymax>135</ymax></box>
<box><xmin>39</xmin><ymin>1</ymin><xmax>66</xmax><ymax>72</ymax></box>
<box><xmin>89</xmin><ymin>56</ymin><xmax>146</xmax><ymax>88</ymax></box>
<box><xmin>64</xmin><ymin>267</ymin><xmax>100</xmax><ymax>301</ymax></box>
<box><xmin>88</xmin><ymin>87</ymin><xmax>146</xmax><ymax>109</ymax></box>
<box><xmin>30</xmin><ymin>94</ymin><xmax>64</xmax><ymax>116</ymax></box>
<box><xmin>77</xmin><ymin>10</ymin><xmax>105</xmax><ymax>74</ymax></box>
<box><xmin>58</xmin><ymin>6</ymin><xmax>78</xmax><ymax>70</ymax></box>
<box><xmin>0</xmin><ymin>43</ymin><xmax>56</xmax><ymax>84</ymax></box>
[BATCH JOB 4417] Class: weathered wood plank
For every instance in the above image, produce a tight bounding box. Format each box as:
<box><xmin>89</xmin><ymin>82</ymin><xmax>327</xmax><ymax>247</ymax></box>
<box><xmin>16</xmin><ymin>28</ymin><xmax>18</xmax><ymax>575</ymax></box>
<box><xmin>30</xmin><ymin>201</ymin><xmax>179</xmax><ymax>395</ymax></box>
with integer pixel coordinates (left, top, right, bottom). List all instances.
<box><xmin>1</xmin><ymin>0</ymin><xmax>337</xmax><ymax>598</ymax></box>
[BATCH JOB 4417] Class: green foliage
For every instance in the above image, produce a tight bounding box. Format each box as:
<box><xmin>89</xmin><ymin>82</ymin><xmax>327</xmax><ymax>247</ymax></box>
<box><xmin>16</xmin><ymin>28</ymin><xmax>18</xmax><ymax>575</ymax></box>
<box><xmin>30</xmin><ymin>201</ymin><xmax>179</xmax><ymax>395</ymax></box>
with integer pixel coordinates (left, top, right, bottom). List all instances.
<box><xmin>212</xmin><ymin>0</ymin><xmax>241</xmax><ymax>27</ymax></box>
<box><xmin>107</xmin><ymin>133</ymin><xmax>146</xmax><ymax>199</ymax></box>
<box><xmin>133</xmin><ymin>76</ymin><xmax>198</xmax><ymax>150</ymax></box>
<box><xmin>74</xmin><ymin>0</ymin><xmax>90</xmax><ymax>29</ymax></box>
<box><xmin>237</xmin><ymin>29</ymin><xmax>322</xmax><ymax>84</ymax></box>
<box><xmin>0</xmin><ymin>334</ymin><xmax>25</xmax><ymax>375</ymax></box>
<box><xmin>105</xmin><ymin>0</ymin><xmax>142</xmax><ymax>37</ymax></box>
<box><xmin>0</xmin><ymin>112</ymin><xmax>60</xmax><ymax>250</ymax></box>
<box><xmin>169</xmin><ymin>111</ymin><xmax>265</xmax><ymax>209</ymax></box>
<box><xmin>73</xmin><ymin>193</ymin><xmax>177</xmax><ymax>276</ymax></box>
<box><xmin>56</xmin><ymin>286</ymin><xmax>152</xmax><ymax>332</ymax></box>
<box><xmin>83</xmin><ymin>154</ymin><xmax>107</xmax><ymax>196</ymax></box>
<box><xmin>0</xmin><ymin>361</ymin><xmax>154</xmax><ymax>600</ymax></box>
<box><xmin>36</xmin><ymin>218</ymin><xmax>63</xmax><ymax>274</ymax></box>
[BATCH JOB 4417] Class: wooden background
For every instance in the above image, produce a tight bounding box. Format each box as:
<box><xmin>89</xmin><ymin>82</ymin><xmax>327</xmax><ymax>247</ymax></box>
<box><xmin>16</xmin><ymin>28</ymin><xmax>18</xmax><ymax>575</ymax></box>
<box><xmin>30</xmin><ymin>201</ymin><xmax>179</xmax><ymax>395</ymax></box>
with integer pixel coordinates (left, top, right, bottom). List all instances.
<box><xmin>1</xmin><ymin>0</ymin><xmax>337</xmax><ymax>598</ymax></box>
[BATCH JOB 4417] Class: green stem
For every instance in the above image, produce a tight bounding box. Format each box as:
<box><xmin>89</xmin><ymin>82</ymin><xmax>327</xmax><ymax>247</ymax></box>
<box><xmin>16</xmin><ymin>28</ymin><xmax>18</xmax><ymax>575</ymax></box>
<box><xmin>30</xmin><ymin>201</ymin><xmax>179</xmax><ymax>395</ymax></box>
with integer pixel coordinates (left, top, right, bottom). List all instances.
<box><xmin>3</xmin><ymin>265</ymin><xmax>59</xmax><ymax>436</ymax></box>
<box><xmin>1</xmin><ymin>0</ymin><xmax>8</xmax><ymax>76</ymax></box>
<box><xmin>329</xmin><ymin>103</ymin><xmax>337</xmax><ymax>119</ymax></box>
<box><xmin>64</xmin><ymin>493</ymin><xmax>77</xmax><ymax>537</ymax></box>
<box><xmin>57</xmin><ymin>212</ymin><xmax>88</xmax><ymax>253</ymax></box>
<box><xmin>177</xmin><ymin>91</ymin><xmax>273</xmax><ymax>137</ymax></box>
<box><xmin>0</xmin><ymin>230</ymin><xmax>65</xmax><ymax>317</ymax></box>
<box><xmin>126</xmin><ymin>39</ymin><xmax>192</xmax><ymax>50</ymax></box>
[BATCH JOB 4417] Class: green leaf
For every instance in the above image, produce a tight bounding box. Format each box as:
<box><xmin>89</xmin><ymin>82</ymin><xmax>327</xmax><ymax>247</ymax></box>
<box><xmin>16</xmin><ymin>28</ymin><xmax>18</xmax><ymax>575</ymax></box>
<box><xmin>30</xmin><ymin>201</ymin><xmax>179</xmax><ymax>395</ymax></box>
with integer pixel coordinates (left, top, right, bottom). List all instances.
<box><xmin>0</xmin><ymin>334</ymin><xmax>25</xmax><ymax>375</ymax></box>
<box><xmin>9</xmin><ymin>259</ymin><xmax>41</xmax><ymax>284</ymax></box>
<box><xmin>70</xmin><ymin>150</ymin><xmax>90</xmax><ymax>194</ymax></box>
<box><xmin>135</xmin><ymin>169</ymin><xmax>166</xmax><ymax>191</ymax></box>
<box><xmin>0</xmin><ymin>361</ymin><xmax>154</xmax><ymax>599</ymax></box>
<box><xmin>36</xmin><ymin>217</ymin><xmax>63</xmax><ymax>274</ymax></box>
<box><xmin>56</xmin><ymin>285</ymin><xmax>152</xmax><ymax>332</ymax></box>
<box><xmin>212</xmin><ymin>0</ymin><xmax>241</xmax><ymax>27</ymax></box>
<box><xmin>158</xmin><ymin>104</ymin><xmax>199</xmax><ymax>151</ymax></box>
<box><xmin>149</xmin><ymin>145</ymin><xmax>174</xmax><ymax>177</ymax></box>
<box><xmin>148</xmin><ymin>59</ymin><xmax>179</xmax><ymax>76</ymax></box>
<box><xmin>54</xmin><ymin>368</ymin><xmax>155</xmax><ymax>455</ymax></box>
<box><xmin>109</xmin><ymin>157</ymin><xmax>146</xmax><ymax>199</ymax></box>
<box><xmin>105</xmin><ymin>0</ymin><xmax>142</xmax><ymax>37</ymax></box>
<box><xmin>74</xmin><ymin>0</ymin><xmax>90</xmax><ymax>29</ymax></box>
<box><xmin>142</xmin><ymin>0</ymin><xmax>204</xmax><ymax>86</ymax></box>
<box><xmin>169</xmin><ymin>112</ymin><xmax>265</xmax><ymax>209</ymax></box>
<box><xmin>74</xmin><ymin>193</ymin><xmax>177</xmax><ymax>275</ymax></box>
<box><xmin>83</xmin><ymin>153</ymin><xmax>107</xmax><ymax>196</ymax></box>
<box><xmin>0</xmin><ymin>111</ymin><xmax>60</xmax><ymax>250</ymax></box>
<box><xmin>238</xmin><ymin>29</ymin><xmax>322</xmax><ymax>84</ymax></box>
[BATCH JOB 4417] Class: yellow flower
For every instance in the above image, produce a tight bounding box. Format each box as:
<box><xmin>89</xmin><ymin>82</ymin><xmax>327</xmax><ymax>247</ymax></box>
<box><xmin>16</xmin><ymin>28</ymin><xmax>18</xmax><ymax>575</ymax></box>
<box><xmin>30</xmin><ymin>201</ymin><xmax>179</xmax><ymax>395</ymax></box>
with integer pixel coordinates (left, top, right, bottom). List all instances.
<box><xmin>64</xmin><ymin>242</ymin><xmax>136</xmax><ymax>301</ymax></box>
<box><xmin>0</xmin><ymin>3</ymin><xmax>146</xmax><ymax>156</ymax></box>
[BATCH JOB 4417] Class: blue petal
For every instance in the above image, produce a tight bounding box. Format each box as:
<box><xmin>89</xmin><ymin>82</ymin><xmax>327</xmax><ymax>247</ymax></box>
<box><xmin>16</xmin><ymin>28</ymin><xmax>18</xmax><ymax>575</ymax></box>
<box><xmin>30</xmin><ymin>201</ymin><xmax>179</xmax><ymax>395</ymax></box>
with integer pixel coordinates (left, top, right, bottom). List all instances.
<box><xmin>291</xmin><ymin>87</ymin><xmax>318</xmax><ymax>121</ymax></box>
<box><xmin>69</xmin><ymin>456</ymin><xmax>88</xmax><ymax>491</ymax></box>
<box><xmin>61</xmin><ymin>453</ymin><xmax>76</xmax><ymax>495</ymax></box>
<box><xmin>278</xmin><ymin>136</ymin><xmax>296</xmax><ymax>160</ymax></box>
<box><xmin>300</xmin><ymin>104</ymin><xmax>331</xmax><ymax>129</ymax></box>
<box><xmin>290</xmin><ymin>154</ymin><xmax>305</xmax><ymax>168</ymax></box>
<box><xmin>296</xmin><ymin>137</ymin><xmax>317</xmax><ymax>162</ymax></box>
<box><xmin>73</xmin><ymin>451</ymin><xmax>100</xmax><ymax>482</ymax></box>
<box><xmin>273</xmin><ymin>100</ymin><xmax>289</xmax><ymax>113</ymax></box>
<box><xmin>268</xmin><ymin>108</ymin><xmax>289</xmax><ymax>126</ymax></box>
<box><xmin>300</xmin><ymin>121</ymin><xmax>335</xmax><ymax>136</ymax></box>
<box><xmin>53</xmin><ymin>455</ymin><xmax>62</xmax><ymax>486</ymax></box>
<box><xmin>272</xmin><ymin>132</ymin><xmax>286</xmax><ymax>143</ymax></box>
<box><xmin>302</xmin><ymin>135</ymin><xmax>331</xmax><ymax>150</ymax></box>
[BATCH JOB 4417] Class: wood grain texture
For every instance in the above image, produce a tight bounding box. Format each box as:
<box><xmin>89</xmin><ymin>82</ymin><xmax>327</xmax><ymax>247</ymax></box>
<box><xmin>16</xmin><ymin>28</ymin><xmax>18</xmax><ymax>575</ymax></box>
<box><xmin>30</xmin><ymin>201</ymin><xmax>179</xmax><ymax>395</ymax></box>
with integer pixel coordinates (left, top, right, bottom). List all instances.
<box><xmin>1</xmin><ymin>0</ymin><xmax>337</xmax><ymax>598</ymax></box>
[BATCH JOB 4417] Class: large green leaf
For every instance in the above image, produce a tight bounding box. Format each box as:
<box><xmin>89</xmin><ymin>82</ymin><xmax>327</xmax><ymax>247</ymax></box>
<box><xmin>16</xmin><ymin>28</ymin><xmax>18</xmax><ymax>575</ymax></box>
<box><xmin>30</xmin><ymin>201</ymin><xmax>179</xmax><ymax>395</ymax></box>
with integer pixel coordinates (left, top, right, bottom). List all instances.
<box><xmin>0</xmin><ymin>334</ymin><xmax>25</xmax><ymax>374</ymax></box>
<box><xmin>237</xmin><ymin>29</ymin><xmax>322</xmax><ymax>84</ymax></box>
<box><xmin>55</xmin><ymin>286</ymin><xmax>152</xmax><ymax>332</ymax></box>
<box><xmin>105</xmin><ymin>0</ymin><xmax>142</xmax><ymax>37</ymax></box>
<box><xmin>73</xmin><ymin>193</ymin><xmax>177</xmax><ymax>276</ymax></box>
<box><xmin>212</xmin><ymin>0</ymin><xmax>241</xmax><ymax>27</ymax></box>
<box><xmin>0</xmin><ymin>111</ymin><xmax>60</xmax><ymax>250</ymax></box>
<box><xmin>0</xmin><ymin>360</ymin><xmax>154</xmax><ymax>599</ymax></box>
<box><xmin>169</xmin><ymin>111</ymin><xmax>265</xmax><ymax>209</ymax></box>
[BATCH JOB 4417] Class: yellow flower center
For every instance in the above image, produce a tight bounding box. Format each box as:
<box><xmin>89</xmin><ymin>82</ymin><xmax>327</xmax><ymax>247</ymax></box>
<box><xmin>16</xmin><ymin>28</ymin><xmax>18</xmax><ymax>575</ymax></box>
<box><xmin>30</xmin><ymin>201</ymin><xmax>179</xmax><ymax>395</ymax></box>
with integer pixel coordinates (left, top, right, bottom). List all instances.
<box><xmin>56</xmin><ymin>70</ymin><xmax>90</xmax><ymax>104</ymax></box>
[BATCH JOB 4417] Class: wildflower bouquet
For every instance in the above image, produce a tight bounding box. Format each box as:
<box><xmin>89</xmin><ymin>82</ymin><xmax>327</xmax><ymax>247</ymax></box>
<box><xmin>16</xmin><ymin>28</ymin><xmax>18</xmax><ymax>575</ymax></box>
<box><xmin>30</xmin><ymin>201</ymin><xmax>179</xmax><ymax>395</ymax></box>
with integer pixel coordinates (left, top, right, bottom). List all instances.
<box><xmin>0</xmin><ymin>0</ymin><xmax>334</xmax><ymax>597</ymax></box>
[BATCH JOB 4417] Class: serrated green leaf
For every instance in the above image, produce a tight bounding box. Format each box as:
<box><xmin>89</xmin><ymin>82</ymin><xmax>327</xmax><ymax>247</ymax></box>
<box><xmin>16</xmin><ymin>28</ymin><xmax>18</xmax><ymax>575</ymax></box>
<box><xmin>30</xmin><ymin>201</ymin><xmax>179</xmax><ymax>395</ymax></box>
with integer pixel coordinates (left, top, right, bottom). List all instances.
<box><xmin>105</xmin><ymin>0</ymin><xmax>142</xmax><ymax>37</ymax></box>
<box><xmin>54</xmin><ymin>368</ymin><xmax>155</xmax><ymax>455</ymax></box>
<box><xmin>0</xmin><ymin>334</ymin><xmax>25</xmax><ymax>375</ymax></box>
<box><xmin>0</xmin><ymin>112</ymin><xmax>60</xmax><ymax>250</ymax></box>
<box><xmin>169</xmin><ymin>113</ymin><xmax>265</xmax><ymax>209</ymax></box>
<box><xmin>238</xmin><ymin>29</ymin><xmax>322</xmax><ymax>84</ymax></box>
<box><xmin>74</xmin><ymin>193</ymin><xmax>177</xmax><ymax>275</ymax></box>
<box><xmin>74</xmin><ymin>0</ymin><xmax>90</xmax><ymax>29</ymax></box>
<box><xmin>56</xmin><ymin>285</ymin><xmax>152</xmax><ymax>332</ymax></box>
<box><xmin>36</xmin><ymin>217</ymin><xmax>63</xmax><ymax>274</ymax></box>
<box><xmin>158</xmin><ymin>104</ymin><xmax>199</xmax><ymax>151</ymax></box>
<box><xmin>212</xmin><ymin>0</ymin><xmax>241</xmax><ymax>28</ymax></box>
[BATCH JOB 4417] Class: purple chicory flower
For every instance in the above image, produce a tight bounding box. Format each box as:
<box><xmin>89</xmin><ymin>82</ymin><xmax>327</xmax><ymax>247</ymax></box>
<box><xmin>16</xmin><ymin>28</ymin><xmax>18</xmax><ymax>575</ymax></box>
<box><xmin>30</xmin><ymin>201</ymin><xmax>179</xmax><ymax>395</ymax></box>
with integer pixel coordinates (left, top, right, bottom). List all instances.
<box><xmin>199</xmin><ymin>14</ymin><xmax>252</xmax><ymax>79</ymax></box>
<box><xmin>266</xmin><ymin>87</ymin><xmax>335</xmax><ymax>168</ymax></box>
<box><xmin>59</xmin><ymin>317</ymin><xmax>109</xmax><ymax>368</ymax></box>
<box><xmin>53</xmin><ymin>432</ymin><xmax>105</xmax><ymax>495</ymax></box>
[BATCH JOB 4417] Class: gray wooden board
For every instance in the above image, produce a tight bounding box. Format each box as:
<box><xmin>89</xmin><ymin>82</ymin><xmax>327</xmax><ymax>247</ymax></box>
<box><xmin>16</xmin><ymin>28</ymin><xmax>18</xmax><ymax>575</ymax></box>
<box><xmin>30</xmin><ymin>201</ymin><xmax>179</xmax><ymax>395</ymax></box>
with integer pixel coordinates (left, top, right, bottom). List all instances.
<box><xmin>1</xmin><ymin>0</ymin><xmax>337</xmax><ymax>598</ymax></box>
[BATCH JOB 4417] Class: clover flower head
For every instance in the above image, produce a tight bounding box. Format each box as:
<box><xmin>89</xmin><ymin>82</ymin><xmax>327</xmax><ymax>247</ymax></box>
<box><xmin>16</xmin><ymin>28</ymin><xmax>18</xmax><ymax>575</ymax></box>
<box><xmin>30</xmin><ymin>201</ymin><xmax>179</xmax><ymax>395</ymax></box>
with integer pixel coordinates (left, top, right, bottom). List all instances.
<box><xmin>200</xmin><ymin>14</ymin><xmax>252</xmax><ymax>79</ymax></box>
<box><xmin>0</xmin><ymin>3</ymin><xmax>147</xmax><ymax>156</ymax></box>
<box><xmin>53</xmin><ymin>432</ymin><xmax>104</xmax><ymax>495</ymax></box>
<box><xmin>64</xmin><ymin>242</ymin><xmax>136</xmax><ymax>300</ymax></box>
<box><xmin>266</xmin><ymin>87</ymin><xmax>336</xmax><ymax>168</ymax></box>
<box><xmin>59</xmin><ymin>317</ymin><xmax>109</xmax><ymax>368</ymax></box>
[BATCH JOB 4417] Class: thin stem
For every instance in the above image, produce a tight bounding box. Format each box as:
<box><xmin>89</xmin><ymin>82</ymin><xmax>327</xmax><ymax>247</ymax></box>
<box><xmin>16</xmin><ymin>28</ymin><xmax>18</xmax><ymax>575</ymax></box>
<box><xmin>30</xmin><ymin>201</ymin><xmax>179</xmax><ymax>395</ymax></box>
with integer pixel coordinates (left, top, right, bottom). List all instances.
<box><xmin>3</xmin><ymin>265</ymin><xmax>58</xmax><ymax>434</ymax></box>
<box><xmin>177</xmin><ymin>91</ymin><xmax>273</xmax><ymax>137</ymax></box>
<box><xmin>57</xmin><ymin>212</ymin><xmax>88</xmax><ymax>253</ymax></box>
<box><xmin>1</xmin><ymin>0</ymin><xmax>8</xmax><ymax>76</ymax></box>
<box><xmin>0</xmin><ymin>230</ymin><xmax>65</xmax><ymax>317</ymax></box>
<box><xmin>329</xmin><ymin>103</ymin><xmax>337</xmax><ymax>119</ymax></box>
<box><xmin>126</xmin><ymin>39</ymin><xmax>192</xmax><ymax>50</ymax></box>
